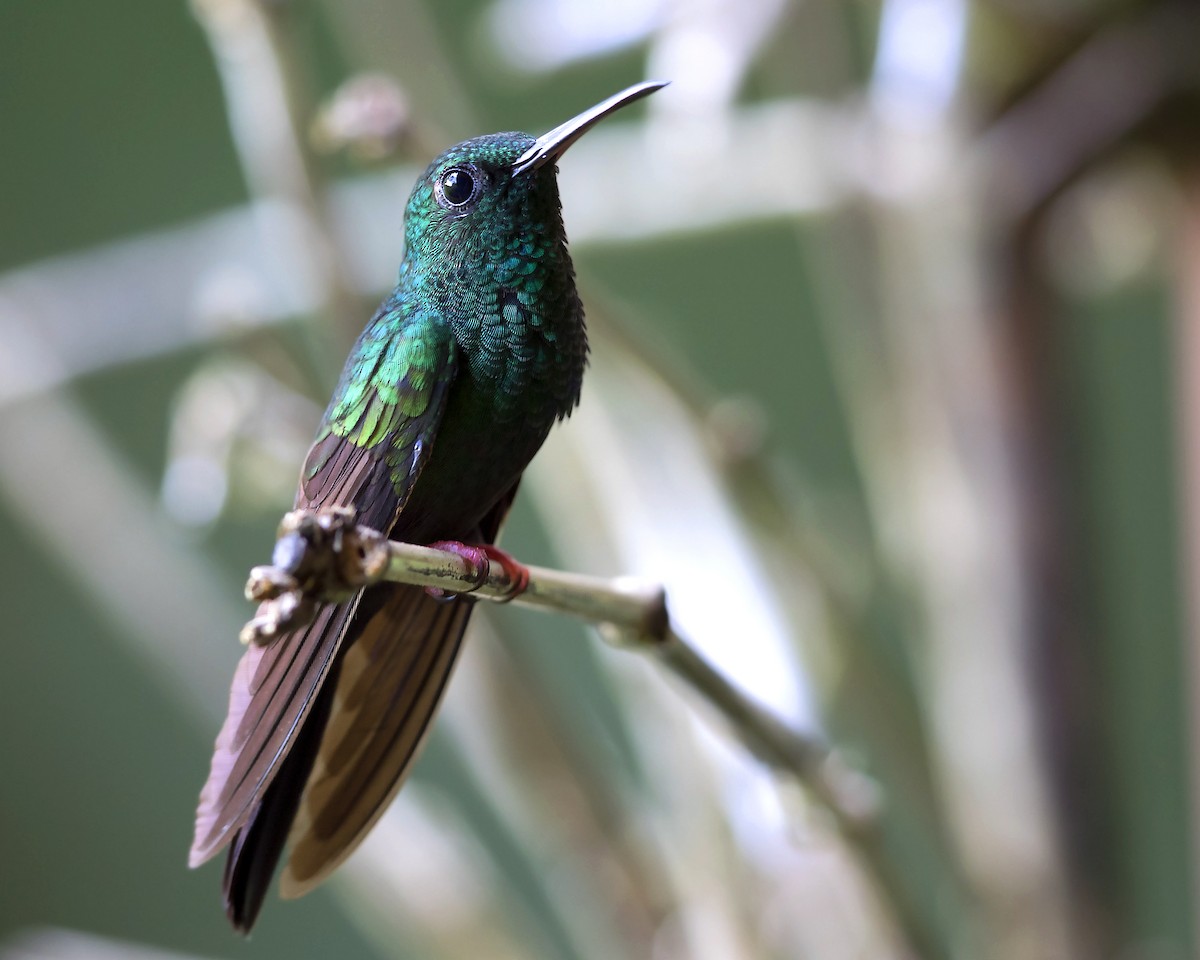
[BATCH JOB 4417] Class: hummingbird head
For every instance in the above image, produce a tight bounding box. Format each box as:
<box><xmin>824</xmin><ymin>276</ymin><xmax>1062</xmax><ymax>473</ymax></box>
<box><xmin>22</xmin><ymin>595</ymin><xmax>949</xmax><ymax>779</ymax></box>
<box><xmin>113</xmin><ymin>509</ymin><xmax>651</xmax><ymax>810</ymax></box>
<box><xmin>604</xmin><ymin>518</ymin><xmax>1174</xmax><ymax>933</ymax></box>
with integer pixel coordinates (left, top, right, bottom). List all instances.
<box><xmin>399</xmin><ymin>82</ymin><xmax>667</xmax><ymax>302</ymax></box>
<box><xmin>398</xmin><ymin>82</ymin><xmax>666</xmax><ymax>421</ymax></box>
<box><xmin>401</xmin><ymin>131</ymin><xmax>545</xmax><ymax>276</ymax></box>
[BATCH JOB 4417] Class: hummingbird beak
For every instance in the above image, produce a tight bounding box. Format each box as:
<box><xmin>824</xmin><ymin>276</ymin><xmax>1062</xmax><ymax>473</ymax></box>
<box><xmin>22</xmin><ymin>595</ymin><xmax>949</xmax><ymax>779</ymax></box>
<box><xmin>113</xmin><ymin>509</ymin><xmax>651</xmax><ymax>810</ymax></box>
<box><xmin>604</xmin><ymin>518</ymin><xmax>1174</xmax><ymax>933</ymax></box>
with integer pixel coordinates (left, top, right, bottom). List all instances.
<box><xmin>510</xmin><ymin>80</ymin><xmax>669</xmax><ymax>178</ymax></box>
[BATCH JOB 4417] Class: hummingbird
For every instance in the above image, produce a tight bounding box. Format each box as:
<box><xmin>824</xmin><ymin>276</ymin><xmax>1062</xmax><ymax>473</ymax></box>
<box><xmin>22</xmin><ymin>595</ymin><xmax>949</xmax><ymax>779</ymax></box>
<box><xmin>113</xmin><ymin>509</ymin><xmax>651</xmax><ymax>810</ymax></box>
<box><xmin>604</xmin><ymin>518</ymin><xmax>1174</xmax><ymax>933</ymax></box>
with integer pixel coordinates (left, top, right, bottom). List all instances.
<box><xmin>189</xmin><ymin>81</ymin><xmax>667</xmax><ymax>932</ymax></box>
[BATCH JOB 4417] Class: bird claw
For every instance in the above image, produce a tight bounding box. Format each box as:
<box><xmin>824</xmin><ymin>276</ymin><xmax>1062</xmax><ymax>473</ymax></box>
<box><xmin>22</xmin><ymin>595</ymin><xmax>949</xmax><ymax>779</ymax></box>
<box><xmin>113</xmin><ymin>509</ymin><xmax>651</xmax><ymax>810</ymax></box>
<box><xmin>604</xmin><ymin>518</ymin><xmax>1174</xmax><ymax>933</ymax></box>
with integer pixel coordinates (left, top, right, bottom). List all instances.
<box><xmin>483</xmin><ymin>544</ymin><xmax>531</xmax><ymax>602</ymax></box>
<box><xmin>425</xmin><ymin>541</ymin><xmax>530</xmax><ymax>602</ymax></box>
<box><xmin>425</xmin><ymin>541</ymin><xmax>490</xmax><ymax>599</ymax></box>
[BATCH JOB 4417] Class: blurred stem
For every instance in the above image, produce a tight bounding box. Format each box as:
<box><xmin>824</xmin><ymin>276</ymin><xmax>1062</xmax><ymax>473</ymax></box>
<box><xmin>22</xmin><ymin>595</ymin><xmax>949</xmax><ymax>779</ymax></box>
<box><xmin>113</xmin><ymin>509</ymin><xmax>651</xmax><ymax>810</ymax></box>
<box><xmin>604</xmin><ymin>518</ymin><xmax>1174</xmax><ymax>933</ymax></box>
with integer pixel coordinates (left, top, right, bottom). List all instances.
<box><xmin>982</xmin><ymin>2</ymin><xmax>1199</xmax><ymax>223</ymax></box>
<box><xmin>0</xmin><ymin>382</ymin><xmax>245</xmax><ymax>726</ymax></box>
<box><xmin>581</xmin><ymin>288</ymin><xmax>876</xmax><ymax>643</ymax></box>
<box><xmin>865</xmin><ymin>138</ymin><xmax>1083</xmax><ymax>960</ymax></box>
<box><xmin>457</xmin><ymin>629</ymin><xmax>677</xmax><ymax>956</ymax></box>
<box><xmin>1175</xmin><ymin>173</ymin><xmax>1200</xmax><ymax>959</ymax></box>
<box><xmin>571</xmin><ymin>303</ymin><xmax>951</xmax><ymax>957</ymax></box>
<box><xmin>193</xmin><ymin>0</ymin><xmax>365</xmax><ymax>380</ymax></box>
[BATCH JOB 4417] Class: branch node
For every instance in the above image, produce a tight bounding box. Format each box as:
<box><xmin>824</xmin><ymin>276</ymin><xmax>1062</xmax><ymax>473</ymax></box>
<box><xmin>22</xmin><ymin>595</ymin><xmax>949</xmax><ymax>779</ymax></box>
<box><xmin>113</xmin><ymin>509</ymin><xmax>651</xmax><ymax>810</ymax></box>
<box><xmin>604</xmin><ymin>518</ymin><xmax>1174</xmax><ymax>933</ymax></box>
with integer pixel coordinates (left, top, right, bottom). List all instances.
<box><xmin>245</xmin><ymin>564</ymin><xmax>297</xmax><ymax>601</ymax></box>
<box><xmin>819</xmin><ymin>750</ymin><xmax>885</xmax><ymax>829</ymax></box>
<box><xmin>269</xmin><ymin>507</ymin><xmax>378</xmax><ymax>600</ymax></box>
<box><xmin>241</xmin><ymin>507</ymin><xmax>384</xmax><ymax>645</ymax></box>
<box><xmin>240</xmin><ymin>590</ymin><xmax>315</xmax><ymax>646</ymax></box>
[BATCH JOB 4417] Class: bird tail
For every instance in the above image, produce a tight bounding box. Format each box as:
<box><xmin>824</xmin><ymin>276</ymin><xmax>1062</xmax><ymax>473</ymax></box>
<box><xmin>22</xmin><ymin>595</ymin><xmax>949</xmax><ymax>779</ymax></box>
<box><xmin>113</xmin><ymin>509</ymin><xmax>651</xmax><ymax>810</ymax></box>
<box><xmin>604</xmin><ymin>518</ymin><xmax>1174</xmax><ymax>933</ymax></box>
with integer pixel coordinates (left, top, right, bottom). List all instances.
<box><xmin>220</xmin><ymin>583</ymin><xmax>473</xmax><ymax>928</ymax></box>
<box><xmin>222</xmin><ymin>656</ymin><xmax>341</xmax><ymax>932</ymax></box>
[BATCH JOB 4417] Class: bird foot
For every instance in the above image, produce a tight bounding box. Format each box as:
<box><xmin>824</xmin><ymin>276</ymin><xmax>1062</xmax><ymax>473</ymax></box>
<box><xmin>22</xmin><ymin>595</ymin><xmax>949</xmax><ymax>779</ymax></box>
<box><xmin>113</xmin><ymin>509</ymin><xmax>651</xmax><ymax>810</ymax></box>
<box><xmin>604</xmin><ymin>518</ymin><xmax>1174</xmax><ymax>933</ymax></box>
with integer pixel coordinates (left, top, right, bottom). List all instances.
<box><xmin>482</xmin><ymin>545</ymin><xmax>532</xmax><ymax>601</ymax></box>
<box><xmin>425</xmin><ymin>541</ymin><xmax>531</xmax><ymax>602</ymax></box>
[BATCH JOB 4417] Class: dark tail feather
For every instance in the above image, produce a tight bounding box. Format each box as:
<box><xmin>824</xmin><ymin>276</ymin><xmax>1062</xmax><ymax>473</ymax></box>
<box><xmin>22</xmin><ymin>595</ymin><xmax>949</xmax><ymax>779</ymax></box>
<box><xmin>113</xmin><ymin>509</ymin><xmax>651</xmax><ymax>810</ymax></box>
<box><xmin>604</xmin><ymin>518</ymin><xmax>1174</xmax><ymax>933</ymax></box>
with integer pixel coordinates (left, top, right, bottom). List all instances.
<box><xmin>222</xmin><ymin>660</ymin><xmax>341</xmax><ymax>933</ymax></box>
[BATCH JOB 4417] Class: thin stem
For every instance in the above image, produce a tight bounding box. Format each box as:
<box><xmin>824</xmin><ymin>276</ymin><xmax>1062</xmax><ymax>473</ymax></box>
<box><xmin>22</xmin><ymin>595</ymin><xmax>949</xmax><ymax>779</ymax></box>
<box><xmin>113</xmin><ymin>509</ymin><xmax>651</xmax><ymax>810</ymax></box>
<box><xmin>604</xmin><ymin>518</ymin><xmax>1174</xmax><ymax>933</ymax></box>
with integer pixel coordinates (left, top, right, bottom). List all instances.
<box><xmin>243</xmin><ymin>510</ymin><xmax>845</xmax><ymax>799</ymax></box>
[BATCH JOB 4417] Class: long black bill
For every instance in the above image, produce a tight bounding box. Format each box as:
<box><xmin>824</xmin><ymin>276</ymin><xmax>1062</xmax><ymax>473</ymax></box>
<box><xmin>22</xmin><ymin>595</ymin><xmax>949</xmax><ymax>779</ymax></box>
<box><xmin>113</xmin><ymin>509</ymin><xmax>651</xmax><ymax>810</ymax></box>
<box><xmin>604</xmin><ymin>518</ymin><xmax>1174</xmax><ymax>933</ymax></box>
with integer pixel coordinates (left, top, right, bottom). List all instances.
<box><xmin>511</xmin><ymin>80</ymin><xmax>669</xmax><ymax>177</ymax></box>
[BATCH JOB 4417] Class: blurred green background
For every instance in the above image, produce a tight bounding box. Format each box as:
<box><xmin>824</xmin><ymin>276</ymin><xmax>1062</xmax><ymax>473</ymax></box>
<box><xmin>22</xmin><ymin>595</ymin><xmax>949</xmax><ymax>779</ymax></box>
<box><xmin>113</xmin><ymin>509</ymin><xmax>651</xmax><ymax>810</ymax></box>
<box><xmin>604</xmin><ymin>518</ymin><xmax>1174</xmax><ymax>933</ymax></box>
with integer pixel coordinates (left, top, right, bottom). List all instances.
<box><xmin>0</xmin><ymin>1</ymin><xmax>1196</xmax><ymax>958</ymax></box>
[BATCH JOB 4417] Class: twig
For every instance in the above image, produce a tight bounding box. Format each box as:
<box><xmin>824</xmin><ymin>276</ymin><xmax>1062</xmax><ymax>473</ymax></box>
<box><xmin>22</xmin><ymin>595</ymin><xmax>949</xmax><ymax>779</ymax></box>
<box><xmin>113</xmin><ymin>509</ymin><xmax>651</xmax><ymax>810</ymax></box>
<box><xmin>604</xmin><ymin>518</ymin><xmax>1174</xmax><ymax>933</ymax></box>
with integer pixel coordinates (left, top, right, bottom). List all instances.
<box><xmin>242</xmin><ymin>506</ymin><xmax>881</xmax><ymax>835</ymax></box>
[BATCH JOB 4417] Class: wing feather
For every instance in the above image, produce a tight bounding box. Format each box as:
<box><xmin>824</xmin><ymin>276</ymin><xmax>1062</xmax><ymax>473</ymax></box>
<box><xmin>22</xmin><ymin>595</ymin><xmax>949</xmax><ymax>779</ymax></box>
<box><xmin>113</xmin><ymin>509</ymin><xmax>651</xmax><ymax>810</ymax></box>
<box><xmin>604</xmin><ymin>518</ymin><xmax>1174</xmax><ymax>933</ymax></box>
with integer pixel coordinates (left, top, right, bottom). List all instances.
<box><xmin>279</xmin><ymin>585</ymin><xmax>471</xmax><ymax>896</ymax></box>
<box><xmin>190</xmin><ymin>304</ymin><xmax>457</xmax><ymax>869</ymax></box>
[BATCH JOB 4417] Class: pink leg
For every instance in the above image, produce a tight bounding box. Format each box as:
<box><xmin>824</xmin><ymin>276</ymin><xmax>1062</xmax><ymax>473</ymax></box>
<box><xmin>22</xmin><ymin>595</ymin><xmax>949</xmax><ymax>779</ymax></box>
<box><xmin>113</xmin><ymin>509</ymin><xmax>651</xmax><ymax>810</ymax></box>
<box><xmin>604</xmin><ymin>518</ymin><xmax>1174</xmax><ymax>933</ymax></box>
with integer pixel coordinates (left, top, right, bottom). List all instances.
<box><xmin>426</xmin><ymin>541</ymin><xmax>531</xmax><ymax>602</ymax></box>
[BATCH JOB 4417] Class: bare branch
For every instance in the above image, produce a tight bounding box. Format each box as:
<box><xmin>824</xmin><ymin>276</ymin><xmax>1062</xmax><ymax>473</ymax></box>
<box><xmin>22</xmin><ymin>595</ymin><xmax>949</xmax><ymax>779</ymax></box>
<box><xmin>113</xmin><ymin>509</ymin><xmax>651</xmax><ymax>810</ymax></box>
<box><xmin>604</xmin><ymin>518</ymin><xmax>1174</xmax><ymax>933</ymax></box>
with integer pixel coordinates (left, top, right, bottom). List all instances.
<box><xmin>241</xmin><ymin>506</ymin><xmax>881</xmax><ymax>834</ymax></box>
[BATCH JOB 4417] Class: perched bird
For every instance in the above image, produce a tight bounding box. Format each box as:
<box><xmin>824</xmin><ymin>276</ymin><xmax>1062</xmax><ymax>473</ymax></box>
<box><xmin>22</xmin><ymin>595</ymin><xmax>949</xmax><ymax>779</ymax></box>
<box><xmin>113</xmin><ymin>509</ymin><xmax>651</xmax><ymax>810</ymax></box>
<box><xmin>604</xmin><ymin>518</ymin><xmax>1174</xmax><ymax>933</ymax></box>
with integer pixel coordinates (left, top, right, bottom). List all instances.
<box><xmin>189</xmin><ymin>81</ymin><xmax>667</xmax><ymax>932</ymax></box>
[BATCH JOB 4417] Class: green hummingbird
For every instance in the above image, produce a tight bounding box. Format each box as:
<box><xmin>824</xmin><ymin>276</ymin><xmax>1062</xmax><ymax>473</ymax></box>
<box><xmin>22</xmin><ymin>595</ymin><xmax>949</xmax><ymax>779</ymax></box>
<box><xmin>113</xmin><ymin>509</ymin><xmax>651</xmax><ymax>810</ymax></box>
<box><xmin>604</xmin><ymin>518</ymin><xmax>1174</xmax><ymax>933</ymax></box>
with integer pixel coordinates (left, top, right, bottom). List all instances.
<box><xmin>189</xmin><ymin>81</ymin><xmax>667</xmax><ymax>931</ymax></box>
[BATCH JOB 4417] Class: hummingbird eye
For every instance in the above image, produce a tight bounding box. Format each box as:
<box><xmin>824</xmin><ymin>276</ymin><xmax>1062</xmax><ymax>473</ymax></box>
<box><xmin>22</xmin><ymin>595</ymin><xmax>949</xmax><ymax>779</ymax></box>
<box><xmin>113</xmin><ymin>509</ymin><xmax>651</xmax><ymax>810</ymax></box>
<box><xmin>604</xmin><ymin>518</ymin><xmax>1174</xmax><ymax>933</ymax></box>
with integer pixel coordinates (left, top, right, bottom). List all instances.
<box><xmin>436</xmin><ymin>167</ymin><xmax>479</xmax><ymax>209</ymax></box>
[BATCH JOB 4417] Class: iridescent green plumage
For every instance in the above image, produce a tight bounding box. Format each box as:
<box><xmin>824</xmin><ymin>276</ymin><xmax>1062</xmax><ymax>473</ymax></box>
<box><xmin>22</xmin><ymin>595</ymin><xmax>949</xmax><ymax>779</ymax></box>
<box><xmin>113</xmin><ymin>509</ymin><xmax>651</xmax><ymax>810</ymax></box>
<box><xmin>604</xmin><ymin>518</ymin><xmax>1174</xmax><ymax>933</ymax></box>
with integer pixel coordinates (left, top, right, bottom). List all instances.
<box><xmin>302</xmin><ymin>130</ymin><xmax>587</xmax><ymax>539</ymax></box>
<box><xmin>312</xmin><ymin>303</ymin><xmax>453</xmax><ymax>483</ymax></box>
<box><xmin>190</xmin><ymin>82</ymin><xmax>665</xmax><ymax>932</ymax></box>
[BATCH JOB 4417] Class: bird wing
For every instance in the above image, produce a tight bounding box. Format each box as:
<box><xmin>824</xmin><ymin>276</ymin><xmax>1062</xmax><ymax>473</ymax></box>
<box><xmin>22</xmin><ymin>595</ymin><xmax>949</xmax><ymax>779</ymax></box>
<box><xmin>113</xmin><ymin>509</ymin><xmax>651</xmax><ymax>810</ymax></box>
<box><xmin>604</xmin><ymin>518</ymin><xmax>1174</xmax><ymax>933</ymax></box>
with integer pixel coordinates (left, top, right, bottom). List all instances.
<box><xmin>189</xmin><ymin>305</ymin><xmax>458</xmax><ymax>868</ymax></box>
<box><xmin>279</xmin><ymin>483</ymin><xmax>520</xmax><ymax>897</ymax></box>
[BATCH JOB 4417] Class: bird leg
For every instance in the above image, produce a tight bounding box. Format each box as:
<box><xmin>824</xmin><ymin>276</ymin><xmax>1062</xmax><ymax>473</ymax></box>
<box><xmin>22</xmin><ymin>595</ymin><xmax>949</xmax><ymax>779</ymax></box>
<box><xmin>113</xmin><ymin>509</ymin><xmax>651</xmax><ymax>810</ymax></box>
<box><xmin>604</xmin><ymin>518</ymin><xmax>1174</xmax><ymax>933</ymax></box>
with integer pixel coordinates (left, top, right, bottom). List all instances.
<box><xmin>425</xmin><ymin>541</ymin><xmax>531</xmax><ymax>602</ymax></box>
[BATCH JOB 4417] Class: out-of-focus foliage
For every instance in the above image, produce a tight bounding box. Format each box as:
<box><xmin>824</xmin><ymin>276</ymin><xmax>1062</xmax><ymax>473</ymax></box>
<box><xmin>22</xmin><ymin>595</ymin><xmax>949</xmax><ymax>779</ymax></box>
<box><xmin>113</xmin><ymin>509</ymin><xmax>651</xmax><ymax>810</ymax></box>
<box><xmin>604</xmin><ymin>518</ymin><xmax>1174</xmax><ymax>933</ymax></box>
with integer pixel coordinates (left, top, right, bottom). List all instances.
<box><xmin>1</xmin><ymin>1</ymin><xmax>1196</xmax><ymax>958</ymax></box>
